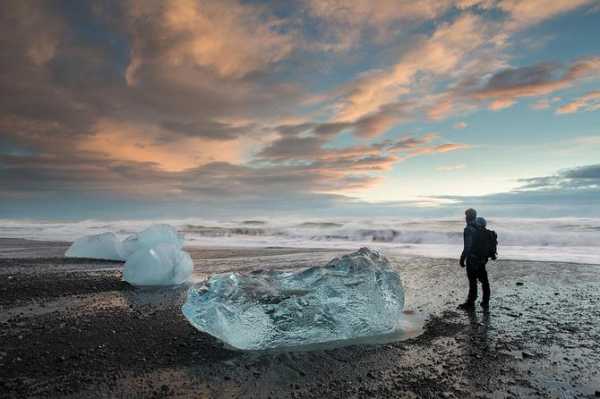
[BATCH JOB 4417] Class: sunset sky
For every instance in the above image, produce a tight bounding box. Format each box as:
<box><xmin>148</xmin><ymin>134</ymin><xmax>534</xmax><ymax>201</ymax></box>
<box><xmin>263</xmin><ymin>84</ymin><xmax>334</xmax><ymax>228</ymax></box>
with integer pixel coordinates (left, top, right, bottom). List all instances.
<box><xmin>1</xmin><ymin>0</ymin><xmax>599</xmax><ymax>219</ymax></box>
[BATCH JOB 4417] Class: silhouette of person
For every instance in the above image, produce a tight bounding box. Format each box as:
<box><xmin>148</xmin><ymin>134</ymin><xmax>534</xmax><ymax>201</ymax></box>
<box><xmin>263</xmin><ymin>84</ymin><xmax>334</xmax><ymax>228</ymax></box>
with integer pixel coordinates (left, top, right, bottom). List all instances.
<box><xmin>457</xmin><ymin>209</ymin><xmax>490</xmax><ymax>310</ymax></box>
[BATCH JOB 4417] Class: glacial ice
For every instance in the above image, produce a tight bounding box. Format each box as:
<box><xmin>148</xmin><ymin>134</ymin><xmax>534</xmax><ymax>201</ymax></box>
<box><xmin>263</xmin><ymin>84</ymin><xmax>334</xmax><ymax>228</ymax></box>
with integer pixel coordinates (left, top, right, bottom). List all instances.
<box><xmin>65</xmin><ymin>224</ymin><xmax>193</xmax><ymax>286</ymax></box>
<box><xmin>122</xmin><ymin>243</ymin><xmax>193</xmax><ymax>286</ymax></box>
<box><xmin>65</xmin><ymin>232</ymin><xmax>125</xmax><ymax>261</ymax></box>
<box><xmin>182</xmin><ymin>247</ymin><xmax>405</xmax><ymax>351</ymax></box>
<box><xmin>121</xmin><ymin>224</ymin><xmax>184</xmax><ymax>258</ymax></box>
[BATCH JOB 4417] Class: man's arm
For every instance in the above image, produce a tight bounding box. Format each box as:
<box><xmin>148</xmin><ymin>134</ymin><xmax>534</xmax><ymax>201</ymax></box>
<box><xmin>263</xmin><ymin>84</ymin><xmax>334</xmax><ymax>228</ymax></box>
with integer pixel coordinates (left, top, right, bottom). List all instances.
<box><xmin>460</xmin><ymin>226</ymin><xmax>473</xmax><ymax>267</ymax></box>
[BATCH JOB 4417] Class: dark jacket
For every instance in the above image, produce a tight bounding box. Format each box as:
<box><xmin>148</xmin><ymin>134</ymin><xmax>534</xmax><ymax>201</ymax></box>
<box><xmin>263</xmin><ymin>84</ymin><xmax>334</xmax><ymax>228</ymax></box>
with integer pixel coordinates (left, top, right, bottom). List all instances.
<box><xmin>460</xmin><ymin>222</ymin><xmax>478</xmax><ymax>266</ymax></box>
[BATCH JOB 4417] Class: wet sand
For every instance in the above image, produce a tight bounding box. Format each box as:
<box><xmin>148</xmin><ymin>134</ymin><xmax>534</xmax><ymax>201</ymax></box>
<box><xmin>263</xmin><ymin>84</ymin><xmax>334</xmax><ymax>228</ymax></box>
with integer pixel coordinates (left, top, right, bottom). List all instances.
<box><xmin>1</xmin><ymin>238</ymin><xmax>600</xmax><ymax>398</ymax></box>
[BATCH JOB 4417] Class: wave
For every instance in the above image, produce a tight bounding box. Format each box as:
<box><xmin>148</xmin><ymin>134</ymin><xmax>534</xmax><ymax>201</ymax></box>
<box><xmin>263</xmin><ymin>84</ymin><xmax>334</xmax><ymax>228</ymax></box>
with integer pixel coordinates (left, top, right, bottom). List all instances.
<box><xmin>1</xmin><ymin>217</ymin><xmax>600</xmax><ymax>264</ymax></box>
<box><xmin>177</xmin><ymin>222</ymin><xmax>599</xmax><ymax>247</ymax></box>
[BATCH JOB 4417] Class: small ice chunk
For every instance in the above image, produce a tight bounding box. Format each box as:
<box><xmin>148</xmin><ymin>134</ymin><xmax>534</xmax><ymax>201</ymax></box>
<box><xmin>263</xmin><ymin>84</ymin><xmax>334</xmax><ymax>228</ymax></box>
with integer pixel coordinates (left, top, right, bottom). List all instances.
<box><xmin>65</xmin><ymin>232</ymin><xmax>125</xmax><ymax>261</ymax></box>
<box><xmin>182</xmin><ymin>247</ymin><xmax>405</xmax><ymax>351</ymax></box>
<box><xmin>122</xmin><ymin>243</ymin><xmax>193</xmax><ymax>286</ymax></box>
<box><xmin>121</xmin><ymin>224</ymin><xmax>184</xmax><ymax>258</ymax></box>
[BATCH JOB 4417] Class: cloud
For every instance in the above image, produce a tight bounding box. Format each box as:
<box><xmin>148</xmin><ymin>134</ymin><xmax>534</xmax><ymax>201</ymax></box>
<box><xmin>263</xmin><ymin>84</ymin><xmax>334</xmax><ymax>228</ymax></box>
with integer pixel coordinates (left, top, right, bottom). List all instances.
<box><xmin>0</xmin><ymin>152</ymin><xmax>378</xmax><ymax>211</ymax></box>
<box><xmin>453</xmin><ymin>121</ymin><xmax>468</xmax><ymax>129</ymax></box>
<box><xmin>0</xmin><ymin>0</ymin><xmax>598</xmax><ymax>218</ymax></box>
<box><xmin>1</xmin><ymin>1</ymin><xmax>64</xmax><ymax>67</ymax></box>
<box><xmin>350</xmin><ymin>102</ymin><xmax>412</xmax><ymax>138</ymax></box>
<box><xmin>334</xmin><ymin>13</ymin><xmax>500</xmax><ymax>122</ymax></box>
<box><xmin>303</xmin><ymin>0</ymin><xmax>457</xmax><ymax>50</ymax></box>
<box><xmin>410</xmin><ymin>143</ymin><xmax>472</xmax><ymax>155</ymax></box>
<box><xmin>386</xmin><ymin>133</ymin><xmax>440</xmax><ymax>151</ymax></box>
<box><xmin>1</xmin><ymin>0</ymin><xmax>471</xmax><ymax>212</ymax></box>
<box><xmin>530</xmin><ymin>98</ymin><xmax>554</xmax><ymax>110</ymax></box>
<box><xmin>434</xmin><ymin>163</ymin><xmax>600</xmax><ymax>217</ymax></box>
<box><xmin>0</xmin><ymin>153</ymin><xmax>173</xmax><ymax>198</ymax></box>
<box><xmin>256</xmin><ymin>127</ymin><xmax>469</xmax><ymax>187</ymax></box>
<box><xmin>0</xmin><ymin>1</ymin><xmax>309</xmax><ymax>164</ymax></box>
<box><xmin>125</xmin><ymin>0</ymin><xmax>297</xmax><ymax>81</ymax></box>
<box><xmin>499</xmin><ymin>0</ymin><xmax>596</xmax><ymax>31</ymax></box>
<box><xmin>518</xmin><ymin>163</ymin><xmax>600</xmax><ymax>189</ymax></box>
<box><xmin>563</xmin><ymin>164</ymin><xmax>600</xmax><ymax>179</ymax></box>
<box><xmin>556</xmin><ymin>90</ymin><xmax>600</xmax><ymax>114</ymax></box>
<box><xmin>489</xmin><ymin>98</ymin><xmax>516</xmax><ymax>110</ymax></box>
<box><xmin>469</xmin><ymin>57</ymin><xmax>600</xmax><ymax>109</ymax></box>
<box><xmin>78</xmin><ymin>119</ymin><xmax>244</xmax><ymax>171</ymax></box>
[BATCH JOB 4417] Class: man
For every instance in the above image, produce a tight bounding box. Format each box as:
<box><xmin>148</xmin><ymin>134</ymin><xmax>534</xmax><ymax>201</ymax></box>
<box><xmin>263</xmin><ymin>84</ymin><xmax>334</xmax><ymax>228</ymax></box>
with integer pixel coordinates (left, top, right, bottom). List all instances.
<box><xmin>457</xmin><ymin>209</ymin><xmax>491</xmax><ymax>310</ymax></box>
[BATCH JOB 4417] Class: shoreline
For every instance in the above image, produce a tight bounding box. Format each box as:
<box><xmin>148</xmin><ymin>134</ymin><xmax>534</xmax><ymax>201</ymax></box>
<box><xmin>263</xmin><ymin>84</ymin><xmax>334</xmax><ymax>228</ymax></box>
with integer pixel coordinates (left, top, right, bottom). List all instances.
<box><xmin>1</xmin><ymin>237</ymin><xmax>598</xmax><ymax>267</ymax></box>
<box><xmin>1</xmin><ymin>240</ymin><xmax>600</xmax><ymax>398</ymax></box>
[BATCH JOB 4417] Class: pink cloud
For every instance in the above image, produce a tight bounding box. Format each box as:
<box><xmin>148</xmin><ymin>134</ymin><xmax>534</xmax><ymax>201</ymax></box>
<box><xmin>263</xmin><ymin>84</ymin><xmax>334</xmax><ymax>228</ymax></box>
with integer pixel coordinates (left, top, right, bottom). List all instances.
<box><xmin>489</xmin><ymin>98</ymin><xmax>516</xmax><ymax>110</ymax></box>
<box><xmin>556</xmin><ymin>90</ymin><xmax>600</xmax><ymax>114</ymax></box>
<box><xmin>126</xmin><ymin>0</ymin><xmax>297</xmax><ymax>82</ymax></box>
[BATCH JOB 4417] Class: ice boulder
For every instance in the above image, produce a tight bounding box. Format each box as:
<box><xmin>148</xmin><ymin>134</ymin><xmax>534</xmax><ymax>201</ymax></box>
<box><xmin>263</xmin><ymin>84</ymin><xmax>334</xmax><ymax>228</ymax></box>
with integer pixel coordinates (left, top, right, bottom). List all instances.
<box><xmin>123</xmin><ymin>243</ymin><xmax>193</xmax><ymax>286</ymax></box>
<box><xmin>121</xmin><ymin>224</ymin><xmax>184</xmax><ymax>258</ymax></box>
<box><xmin>65</xmin><ymin>232</ymin><xmax>125</xmax><ymax>261</ymax></box>
<box><xmin>182</xmin><ymin>247</ymin><xmax>405</xmax><ymax>351</ymax></box>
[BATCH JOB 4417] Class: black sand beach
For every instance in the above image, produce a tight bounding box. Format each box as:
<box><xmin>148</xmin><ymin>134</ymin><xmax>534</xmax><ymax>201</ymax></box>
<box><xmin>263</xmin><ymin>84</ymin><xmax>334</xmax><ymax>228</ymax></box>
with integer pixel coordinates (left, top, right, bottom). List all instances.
<box><xmin>1</xmin><ymin>238</ymin><xmax>600</xmax><ymax>398</ymax></box>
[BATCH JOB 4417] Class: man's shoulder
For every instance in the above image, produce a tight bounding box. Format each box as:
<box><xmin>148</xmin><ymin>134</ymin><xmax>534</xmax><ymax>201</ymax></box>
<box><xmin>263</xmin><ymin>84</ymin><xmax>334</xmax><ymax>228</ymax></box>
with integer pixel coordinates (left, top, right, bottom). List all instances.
<box><xmin>464</xmin><ymin>224</ymin><xmax>477</xmax><ymax>234</ymax></box>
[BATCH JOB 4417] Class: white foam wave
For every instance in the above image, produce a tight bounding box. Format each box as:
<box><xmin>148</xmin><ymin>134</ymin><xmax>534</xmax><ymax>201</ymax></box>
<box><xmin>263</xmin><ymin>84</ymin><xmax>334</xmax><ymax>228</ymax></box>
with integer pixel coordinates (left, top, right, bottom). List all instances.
<box><xmin>1</xmin><ymin>217</ymin><xmax>600</xmax><ymax>264</ymax></box>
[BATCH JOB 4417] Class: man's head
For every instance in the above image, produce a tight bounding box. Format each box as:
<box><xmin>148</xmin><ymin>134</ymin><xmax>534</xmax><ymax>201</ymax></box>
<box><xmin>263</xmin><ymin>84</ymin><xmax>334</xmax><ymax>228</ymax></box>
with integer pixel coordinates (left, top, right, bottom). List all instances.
<box><xmin>465</xmin><ymin>208</ymin><xmax>477</xmax><ymax>223</ymax></box>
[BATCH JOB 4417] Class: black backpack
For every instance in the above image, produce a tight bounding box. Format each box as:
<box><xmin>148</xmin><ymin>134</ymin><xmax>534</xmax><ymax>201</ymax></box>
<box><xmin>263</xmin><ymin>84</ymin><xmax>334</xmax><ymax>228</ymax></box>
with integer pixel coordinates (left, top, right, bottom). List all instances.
<box><xmin>473</xmin><ymin>227</ymin><xmax>498</xmax><ymax>261</ymax></box>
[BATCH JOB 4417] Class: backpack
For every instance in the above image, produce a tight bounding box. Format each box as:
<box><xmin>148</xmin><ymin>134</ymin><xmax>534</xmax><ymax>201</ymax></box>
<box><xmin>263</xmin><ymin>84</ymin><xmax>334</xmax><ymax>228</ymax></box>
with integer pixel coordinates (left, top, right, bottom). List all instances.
<box><xmin>473</xmin><ymin>227</ymin><xmax>498</xmax><ymax>261</ymax></box>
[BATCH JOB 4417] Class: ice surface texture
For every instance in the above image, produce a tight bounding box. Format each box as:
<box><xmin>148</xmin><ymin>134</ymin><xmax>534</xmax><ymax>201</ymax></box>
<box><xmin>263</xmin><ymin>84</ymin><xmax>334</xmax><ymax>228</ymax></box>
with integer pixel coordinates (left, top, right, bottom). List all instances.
<box><xmin>66</xmin><ymin>224</ymin><xmax>192</xmax><ymax>286</ymax></box>
<box><xmin>121</xmin><ymin>224</ymin><xmax>184</xmax><ymax>258</ymax></box>
<box><xmin>123</xmin><ymin>243</ymin><xmax>193</xmax><ymax>286</ymax></box>
<box><xmin>65</xmin><ymin>224</ymin><xmax>183</xmax><ymax>261</ymax></box>
<box><xmin>65</xmin><ymin>232</ymin><xmax>125</xmax><ymax>261</ymax></box>
<box><xmin>182</xmin><ymin>247</ymin><xmax>404</xmax><ymax>350</ymax></box>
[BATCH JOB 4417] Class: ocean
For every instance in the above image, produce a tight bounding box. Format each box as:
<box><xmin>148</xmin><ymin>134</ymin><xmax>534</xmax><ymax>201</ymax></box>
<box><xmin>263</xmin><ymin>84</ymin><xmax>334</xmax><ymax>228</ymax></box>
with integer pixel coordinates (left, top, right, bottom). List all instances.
<box><xmin>1</xmin><ymin>217</ymin><xmax>599</xmax><ymax>264</ymax></box>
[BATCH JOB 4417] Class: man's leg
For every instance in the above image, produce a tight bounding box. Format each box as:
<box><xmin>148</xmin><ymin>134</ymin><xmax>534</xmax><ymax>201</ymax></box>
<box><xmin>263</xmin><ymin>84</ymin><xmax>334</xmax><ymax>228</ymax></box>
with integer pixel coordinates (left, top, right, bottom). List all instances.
<box><xmin>479</xmin><ymin>266</ymin><xmax>490</xmax><ymax>307</ymax></box>
<box><xmin>466</xmin><ymin>262</ymin><xmax>478</xmax><ymax>305</ymax></box>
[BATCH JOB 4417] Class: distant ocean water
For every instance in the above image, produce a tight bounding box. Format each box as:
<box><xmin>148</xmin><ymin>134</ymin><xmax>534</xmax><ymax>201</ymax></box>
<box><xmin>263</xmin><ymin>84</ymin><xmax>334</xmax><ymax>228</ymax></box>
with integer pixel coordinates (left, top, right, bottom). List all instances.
<box><xmin>1</xmin><ymin>217</ymin><xmax>599</xmax><ymax>264</ymax></box>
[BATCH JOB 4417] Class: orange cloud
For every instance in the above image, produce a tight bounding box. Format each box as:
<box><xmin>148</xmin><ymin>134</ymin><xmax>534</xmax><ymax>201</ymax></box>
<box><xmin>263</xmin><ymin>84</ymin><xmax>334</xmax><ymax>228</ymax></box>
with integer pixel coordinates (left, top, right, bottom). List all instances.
<box><xmin>499</xmin><ymin>0</ymin><xmax>595</xmax><ymax>31</ymax></box>
<box><xmin>126</xmin><ymin>0</ymin><xmax>296</xmax><ymax>82</ymax></box>
<box><xmin>556</xmin><ymin>90</ymin><xmax>600</xmax><ymax>114</ymax></box>
<box><xmin>428</xmin><ymin>96</ymin><xmax>455</xmax><ymax>120</ymax></box>
<box><xmin>335</xmin><ymin>13</ymin><xmax>495</xmax><ymax>122</ymax></box>
<box><xmin>489</xmin><ymin>98</ymin><xmax>516</xmax><ymax>110</ymax></box>
<box><xmin>305</xmin><ymin>0</ymin><xmax>456</xmax><ymax>50</ymax></box>
<box><xmin>408</xmin><ymin>143</ymin><xmax>472</xmax><ymax>156</ymax></box>
<box><xmin>79</xmin><ymin>120</ymin><xmax>242</xmax><ymax>171</ymax></box>
<box><xmin>352</xmin><ymin>111</ymin><xmax>401</xmax><ymax>138</ymax></box>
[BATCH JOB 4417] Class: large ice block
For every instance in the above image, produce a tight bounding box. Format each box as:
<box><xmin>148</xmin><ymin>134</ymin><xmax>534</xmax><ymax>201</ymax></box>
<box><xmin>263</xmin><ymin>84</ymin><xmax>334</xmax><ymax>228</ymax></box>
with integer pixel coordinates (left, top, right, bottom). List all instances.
<box><xmin>65</xmin><ymin>232</ymin><xmax>125</xmax><ymax>261</ymax></box>
<box><xmin>122</xmin><ymin>243</ymin><xmax>193</xmax><ymax>286</ymax></box>
<box><xmin>121</xmin><ymin>224</ymin><xmax>184</xmax><ymax>258</ymax></box>
<box><xmin>182</xmin><ymin>247</ymin><xmax>405</xmax><ymax>350</ymax></box>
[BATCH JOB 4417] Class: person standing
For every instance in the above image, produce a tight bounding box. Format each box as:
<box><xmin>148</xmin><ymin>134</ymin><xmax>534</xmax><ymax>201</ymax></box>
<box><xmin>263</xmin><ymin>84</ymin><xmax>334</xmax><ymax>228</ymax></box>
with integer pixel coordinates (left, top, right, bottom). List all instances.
<box><xmin>457</xmin><ymin>209</ymin><xmax>491</xmax><ymax>310</ymax></box>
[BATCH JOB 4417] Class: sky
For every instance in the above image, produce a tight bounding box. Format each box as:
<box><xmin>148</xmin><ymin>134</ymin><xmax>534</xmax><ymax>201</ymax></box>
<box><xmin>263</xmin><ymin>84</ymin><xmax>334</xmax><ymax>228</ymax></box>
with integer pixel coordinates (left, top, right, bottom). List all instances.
<box><xmin>1</xmin><ymin>0</ymin><xmax>599</xmax><ymax>220</ymax></box>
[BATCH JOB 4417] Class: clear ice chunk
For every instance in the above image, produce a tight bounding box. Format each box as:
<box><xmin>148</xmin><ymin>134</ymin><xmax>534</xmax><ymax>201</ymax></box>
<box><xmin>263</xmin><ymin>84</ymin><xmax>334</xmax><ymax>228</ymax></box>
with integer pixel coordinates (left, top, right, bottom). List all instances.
<box><xmin>182</xmin><ymin>247</ymin><xmax>405</xmax><ymax>351</ymax></box>
<box><xmin>65</xmin><ymin>232</ymin><xmax>125</xmax><ymax>261</ymax></box>
<box><xmin>121</xmin><ymin>224</ymin><xmax>184</xmax><ymax>258</ymax></box>
<box><xmin>123</xmin><ymin>243</ymin><xmax>193</xmax><ymax>286</ymax></box>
